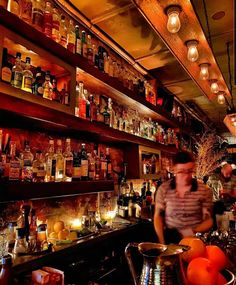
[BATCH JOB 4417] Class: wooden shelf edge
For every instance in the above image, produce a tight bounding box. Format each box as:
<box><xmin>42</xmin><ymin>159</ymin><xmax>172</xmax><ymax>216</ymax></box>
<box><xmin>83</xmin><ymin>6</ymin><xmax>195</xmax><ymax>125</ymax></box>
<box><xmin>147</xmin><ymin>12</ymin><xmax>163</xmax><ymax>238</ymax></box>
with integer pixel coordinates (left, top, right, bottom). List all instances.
<box><xmin>0</xmin><ymin>180</ymin><xmax>114</xmax><ymax>202</ymax></box>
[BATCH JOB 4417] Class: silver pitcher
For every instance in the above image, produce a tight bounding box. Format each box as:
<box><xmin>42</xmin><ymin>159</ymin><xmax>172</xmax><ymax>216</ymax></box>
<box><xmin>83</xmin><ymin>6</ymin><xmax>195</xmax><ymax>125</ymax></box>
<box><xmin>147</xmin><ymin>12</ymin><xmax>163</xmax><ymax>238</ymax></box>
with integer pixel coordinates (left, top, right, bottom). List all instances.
<box><xmin>125</xmin><ymin>242</ymin><xmax>190</xmax><ymax>285</ymax></box>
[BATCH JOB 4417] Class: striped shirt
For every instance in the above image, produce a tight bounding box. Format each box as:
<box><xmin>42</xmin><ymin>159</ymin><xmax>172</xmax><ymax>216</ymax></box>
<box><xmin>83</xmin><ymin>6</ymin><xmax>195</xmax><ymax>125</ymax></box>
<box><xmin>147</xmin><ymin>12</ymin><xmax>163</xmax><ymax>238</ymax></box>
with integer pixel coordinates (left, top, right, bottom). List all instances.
<box><xmin>155</xmin><ymin>179</ymin><xmax>213</xmax><ymax>230</ymax></box>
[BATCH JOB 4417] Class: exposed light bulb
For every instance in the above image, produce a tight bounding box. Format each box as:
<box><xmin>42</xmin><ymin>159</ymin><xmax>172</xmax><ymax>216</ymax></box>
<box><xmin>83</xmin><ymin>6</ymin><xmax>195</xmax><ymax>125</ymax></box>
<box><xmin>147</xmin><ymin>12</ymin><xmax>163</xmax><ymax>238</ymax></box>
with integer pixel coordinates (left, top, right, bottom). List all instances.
<box><xmin>233</xmin><ymin>121</ymin><xmax>236</xmax><ymax>127</ymax></box>
<box><xmin>217</xmin><ymin>92</ymin><xmax>225</xmax><ymax>104</ymax></box>
<box><xmin>166</xmin><ymin>6</ymin><xmax>181</xmax><ymax>34</ymax></box>
<box><xmin>199</xmin><ymin>63</ymin><xmax>210</xmax><ymax>80</ymax></box>
<box><xmin>210</xmin><ymin>81</ymin><xmax>219</xmax><ymax>93</ymax></box>
<box><xmin>186</xmin><ymin>40</ymin><xmax>199</xmax><ymax>62</ymax></box>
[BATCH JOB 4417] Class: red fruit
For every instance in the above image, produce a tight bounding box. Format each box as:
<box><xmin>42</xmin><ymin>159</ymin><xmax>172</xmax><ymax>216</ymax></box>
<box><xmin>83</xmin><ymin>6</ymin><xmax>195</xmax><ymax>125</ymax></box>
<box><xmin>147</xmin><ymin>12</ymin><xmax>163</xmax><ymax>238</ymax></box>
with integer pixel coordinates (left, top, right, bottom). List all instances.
<box><xmin>205</xmin><ymin>245</ymin><xmax>228</xmax><ymax>271</ymax></box>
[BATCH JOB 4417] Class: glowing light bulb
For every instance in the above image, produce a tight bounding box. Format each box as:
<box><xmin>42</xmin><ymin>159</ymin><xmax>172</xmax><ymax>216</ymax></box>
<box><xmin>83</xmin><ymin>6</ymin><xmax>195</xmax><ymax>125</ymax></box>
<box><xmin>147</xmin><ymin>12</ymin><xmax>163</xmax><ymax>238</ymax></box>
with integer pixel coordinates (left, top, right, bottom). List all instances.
<box><xmin>199</xmin><ymin>63</ymin><xmax>210</xmax><ymax>80</ymax></box>
<box><xmin>166</xmin><ymin>6</ymin><xmax>181</xmax><ymax>33</ymax></box>
<box><xmin>186</xmin><ymin>40</ymin><xmax>199</xmax><ymax>62</ymax></box>
<box><xmin>217</xmin><ymin>92</ymin><xmax>225</xmax><ymax>104</ymax></box>
<box><xmin>210</xmin><ymin>81</ymin><xmax>219</xmax><ymax>93</ymax></box>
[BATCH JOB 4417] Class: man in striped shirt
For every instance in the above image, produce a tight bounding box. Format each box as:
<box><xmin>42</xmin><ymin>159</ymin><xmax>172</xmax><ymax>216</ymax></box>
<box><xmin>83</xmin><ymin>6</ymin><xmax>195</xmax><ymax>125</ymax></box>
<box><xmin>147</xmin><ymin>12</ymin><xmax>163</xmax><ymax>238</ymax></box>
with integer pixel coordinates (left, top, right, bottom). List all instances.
<box><xmin>154</xmin><ymin>151</ymin><xmax>213</xmax><ymax>244</ymax></box>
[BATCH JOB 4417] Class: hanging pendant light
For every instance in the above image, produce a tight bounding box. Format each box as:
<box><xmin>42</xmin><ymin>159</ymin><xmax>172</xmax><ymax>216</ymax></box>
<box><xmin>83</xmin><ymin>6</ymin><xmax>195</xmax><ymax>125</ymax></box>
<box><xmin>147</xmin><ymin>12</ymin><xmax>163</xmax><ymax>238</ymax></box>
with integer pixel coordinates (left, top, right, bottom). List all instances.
<box><xmin>199</xmin><ymin>63</ymin><xmax>210</xmax><ymax>80</ymax></box>
<box><xmin>210</xmin><ymin>80</ymin><xmax>219</xmax><ymax>93</ymax></box>
<box><xmin>186</xmin><ymin>40</ymin><xmax>199</xmax><ymax>62</ymax></box>
<box><xmin>166</xmin><ymin>5</ymin><xmax>181</xmax><ymax>34</ymax></box>
<box><xmin>217</xmin><ymin>91</ymin><xmax>225</xmax><ymax>104</ymax></box>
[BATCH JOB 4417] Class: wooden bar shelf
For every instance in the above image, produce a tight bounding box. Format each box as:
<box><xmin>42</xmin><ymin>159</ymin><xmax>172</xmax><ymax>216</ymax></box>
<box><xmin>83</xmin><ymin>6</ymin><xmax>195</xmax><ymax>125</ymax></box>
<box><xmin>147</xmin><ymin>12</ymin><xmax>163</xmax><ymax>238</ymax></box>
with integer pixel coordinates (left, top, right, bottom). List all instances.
<box><xmin>0</xmin><ymin>180</ymin><xmax>114</xmax><ymax>202</ymax></box>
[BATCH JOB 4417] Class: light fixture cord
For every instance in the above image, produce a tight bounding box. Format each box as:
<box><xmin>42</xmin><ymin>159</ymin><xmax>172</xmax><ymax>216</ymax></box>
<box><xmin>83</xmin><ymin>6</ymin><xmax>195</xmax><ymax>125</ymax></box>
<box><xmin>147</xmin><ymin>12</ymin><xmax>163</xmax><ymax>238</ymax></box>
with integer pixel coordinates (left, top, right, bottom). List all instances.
<box><xmin>226</xmin><ymin>42</ymin><xmax>235</xmax><ymax>110</ymax></box>
<box><xmin>202</xmin><ymin>0</ymin><xmax>212</xmax><ymax>48</ymax></box>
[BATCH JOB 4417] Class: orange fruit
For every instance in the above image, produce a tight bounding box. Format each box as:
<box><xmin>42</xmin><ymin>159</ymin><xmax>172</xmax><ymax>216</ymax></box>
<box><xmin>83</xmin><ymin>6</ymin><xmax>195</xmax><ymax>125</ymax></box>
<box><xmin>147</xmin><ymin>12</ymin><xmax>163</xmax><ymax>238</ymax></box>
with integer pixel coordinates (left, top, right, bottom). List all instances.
<box><xmin>205</xmin><ymin>245</ymin><xmax>228</xmax><ymax>271</ymax></box>
<box><xmin>53</xmin><ymin>221</ymin><xmax>65</xmax><ymax>233</ymax></box>
<box><xmin>187</xmin><ymin>257</ymin><xmax>218</xmax><ymax>285</ymax></box>
<box><xmin>58</xmin><ymin>229</ymin><xmax>69</xmax><ymax>240</ymax></box>
<box><xmin>179</xmin><ymin>237</ymin><xmax>206</xmax><ymax>263</ymax></box>
<box><xmin>216</xmin><ymin>272</ymin><xmax>227</xmax><ymax>285</ymax></box>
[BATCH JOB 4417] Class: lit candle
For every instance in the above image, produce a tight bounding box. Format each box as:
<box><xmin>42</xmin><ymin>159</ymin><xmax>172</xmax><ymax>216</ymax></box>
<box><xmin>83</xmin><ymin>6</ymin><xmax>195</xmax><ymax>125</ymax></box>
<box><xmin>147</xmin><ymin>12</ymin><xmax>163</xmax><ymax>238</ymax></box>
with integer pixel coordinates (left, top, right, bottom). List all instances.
<box><xmin>71</xmin><ymin>218</ymin><xmax>82</xmax><ymax>230</ymax></box>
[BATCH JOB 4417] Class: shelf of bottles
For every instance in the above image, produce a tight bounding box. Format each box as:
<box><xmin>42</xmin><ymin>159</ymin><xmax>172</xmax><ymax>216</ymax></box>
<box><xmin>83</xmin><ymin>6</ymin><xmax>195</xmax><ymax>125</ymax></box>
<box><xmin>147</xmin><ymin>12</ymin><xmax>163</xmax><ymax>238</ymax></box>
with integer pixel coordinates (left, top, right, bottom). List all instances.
<box><xmin>0</xmin><ymin>5</ymin><xmax>185</xmax><ymax>128</ymax></box>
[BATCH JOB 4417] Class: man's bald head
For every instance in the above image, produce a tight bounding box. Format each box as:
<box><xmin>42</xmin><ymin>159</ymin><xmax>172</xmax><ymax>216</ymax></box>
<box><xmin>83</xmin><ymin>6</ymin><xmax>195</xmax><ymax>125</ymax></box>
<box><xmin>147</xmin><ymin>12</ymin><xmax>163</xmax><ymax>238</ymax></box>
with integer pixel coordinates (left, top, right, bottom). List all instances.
<box><xmin>221</xmin><ymin>163</ymin><xmax>233</xmax><ymax>179</ymax></box>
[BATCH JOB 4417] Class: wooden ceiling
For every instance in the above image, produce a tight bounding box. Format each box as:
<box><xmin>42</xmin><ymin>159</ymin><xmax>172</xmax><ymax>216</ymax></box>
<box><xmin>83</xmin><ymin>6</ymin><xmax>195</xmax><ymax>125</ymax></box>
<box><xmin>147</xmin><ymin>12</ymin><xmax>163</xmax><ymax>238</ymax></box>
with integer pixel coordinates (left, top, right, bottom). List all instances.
<box><xmin>62</xmin><ymin>0</ymin><xmax>234</xmax><ymax>139</ymax></box>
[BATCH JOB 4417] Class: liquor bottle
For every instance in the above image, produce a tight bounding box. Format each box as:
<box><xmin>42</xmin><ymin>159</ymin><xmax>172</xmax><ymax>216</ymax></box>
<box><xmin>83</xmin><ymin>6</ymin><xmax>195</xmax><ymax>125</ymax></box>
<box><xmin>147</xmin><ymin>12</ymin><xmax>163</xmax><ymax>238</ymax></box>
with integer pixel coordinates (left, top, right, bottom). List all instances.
<box><xmin>107</xmin><ymin>98</ymin><xmax>115</xmax><ymax>128</ymax></box>
<box><xmin>97</xmin><ymin>46</ymin><xmax>104</xmax><ymax>72</ymax></box>
<box><xmin>21</xmin><ymin>57</ymin><xmax>33</xmax><ymax>93</ymax></box>
<box><xmin>67</xmin><ymin>19</ymin><xmax>75</xmax><ymax>53</ymax></box>
<box><xmin>100</xmin><ymin>151</ymin><xmax>107</xmax><ymax>180</ymax></box>
<box><xmin>59</xmin><ymin>15</ymin><xmax>67</xmax><ymax>48</ymax></box>
<box><xmin>55</xmin><ymin>139</ymin><xmax>64</xmax><ymax>182</ymax></box>
<box><xmin>21</xmin><ymin>0</ymin><xmax>32</xmax><ymax>24</ymax></box>
<box><xmin>0</xmin><ymin>255</ymin><xmax>12</xmax><ymax>285</ymax></box>
<box><xmin>52</xmin><ymin>7</ymin><xmax>60</xmax><ymax>42</ymax></box>
<box><xmin>60</xmin><ymin>83</ymin><xmax>70</xmax><ymax>105</ymax></box>
<box><xmin>72</xmin><ymin>149</ymin><xmax>81</xmax><ymax>181</ymax></box>
<box><xmin>42</xmin><ymin>70</ymin><xmax>52</xmax><ymax>100</ymax></box>
<box><xmin>103</xmin><ymin>52</ymin><xmax>109</xmax><ymax>73</ymax></box>
<box><xmin>45</xmin><ymin>139</ymin><xmax>56</xmax><ymax>182</ymax></box>
<box><xmin>1</xmin><ymin>48</ymin><xmax>12</xmax><ymax>84</ymax></box>
<box><xmin>105</xmin><ymin>147</ymin><xmax>112</xmax><ymax>180</ymax></box>
<box><xmin>32</xmin><ymin>66</ymin><xmax>44</xmax><ymax>96</ymax></box>
<box><xmin>94</xmin><ymin>149</ymin><xmax>101</xmax><ymax>180</ymax></box>
<box><xmin>96</xmin><ymin>104</ymin><xmax>104</xmax><ymax>123</ymax></box>
<box><xmin>86</xmin><ymin>34</ymin><xmax>93</xmax><ymax>65</ymax></box>
<box><xmin>78</xmin><ymin>82</ymin><xmax>86</xmax><ymax>119</ymax></box>
<box><xmin>63</xmin><ymin>138</ymin><xmax>73</xmax><ymax>182</ymax></box>
<box><xmin>51</xmin><ymin>76</ymin><xmax>60</xmax><ymax>102</ymax></box>
<box><xmin>81</xmin><ymin>30</ymin><xmax>87</xmax><ymax>58</ymax></box>
<box><xmin>13</xmin><ymin>228</ymin><xmax>28</xmax><ymax>254</ymax></box>
<box><xmin>32</xmin><ymin>0</ymin><xmax>44</xmax><ymax>32</ymax></box>
<box><xmin>32</xmin><ymin>150</ymin><xmax>46</xmax><ymax>182</ymax></box>
<box><xmin>103</xmin><ymin>105</ymin><xmax>110</xmax><ymax>126</ymax></box>
<box><xmin>8</xmin><ymin>141</ymin><xmax>20</xmax><ymax>181</ymax></box>
<box><xmin>89</xmin><ymin>94</ymin><xmax>97</xmax><ymax>122</ymax></box>
<box><xmin>21</xmin><ymin>141</ymin><xmax>34</xmax><ymax>182</ymax></box>
<box><xmin>8</xmin><ymin>0</ymin><xmax>21</xmax><ymax>16</ymax></box>
<box><xmin>43</xmin><ymin>1</ymin><xmax>53</xmax><ymax>38</ymax></box>
<box><xmin>28</xmin><ymin>208</ymin><xmax>37</xmax><ymax>252</ymax></box>
<box><xmin>80</xmin><ymin>143</ymin><xmax>88</xmax><ymax>180</ymax></box>
<box><xmin>88</xmin><ymin>152</ymin><xmax>95</xmax><ymax>180</ymax></box>
<box><xmin>85</xmin><ymin>92</ymin><xmax>90</xmax><ymax>120</ymax></box>
<box><xmin>75</xmin><ymin>25</ymin><xmax>82</xmax><ymax>55</ymax></box>
<box><xmin>11</xmin><ymin>52</ymin><xmax>23</xmax><ymax>89</ymax></box>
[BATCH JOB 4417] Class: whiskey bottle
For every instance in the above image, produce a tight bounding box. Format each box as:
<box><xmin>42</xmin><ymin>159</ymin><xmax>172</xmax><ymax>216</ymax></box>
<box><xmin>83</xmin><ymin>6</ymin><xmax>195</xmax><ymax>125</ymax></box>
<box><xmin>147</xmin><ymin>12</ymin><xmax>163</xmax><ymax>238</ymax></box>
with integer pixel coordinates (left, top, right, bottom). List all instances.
<box><xmin>21</xmin><ymin>141</ymin><xmax>34</xmax><ymax>182</ymax></box>
<box><xmin>78</xmin><ymin>82</ymin><xmax>86</xmax><ymax>119</ymax></box>
<box><xmin>80</xmin><ymin>143</ymin><xmax>88</xmax><ymax>180</ymax></box>
<box><xmin>72</xmin><ymin>149</ymin><xmax>81</xmax><ymax>181</ymax></box>
<box><xmin>1</xmin><ymin>48</ymin><xmax>12</xmax><ymax>84</ymax></box>
<box><xmin>59</xmin><ymin>15</ymin><xmax>67</xmax><ymax>48</ymax></box>
<box><xmin>51</xmin><ymin>76</ymin><xmax>60</xmax><ymax>102</ymax></box>
<box><xmin>43</xmin><ymin>1</ymin><xmax>53</xmax><ymax>38</ymax></box>
<box><xmin>32</xmin><ymin>66</ymin><xmax>44</xmax><ymax>96</ymax></box>
<box><xmin>11</xmin><ymin>52</ymin><xmax>23</xmax><ymax>89</ymax></box>
<box><xmin>75</xmin><ymin>25</ymin><xmax>82</xmax><ymax>55</ymax></box>
<box><xmin>43</xmin><ymin>70</ymin><xmax>52</xmax><ymax>100</ymax></box>
<box><xmin>105</xmin><ymin>147</ymin><xmax>112</xmax><ymax>180</ymax></box>
<box><xmin>32</xmin><ymin>0</ymin><xmax>44</xmax><ymax>32</ymax></box>
<box><xmin>107</xmin><ymin>98</ymin><xmax>115</xmax><ymax>128</ymax></box>
<box><xmin>67</xmin><ymin>19</ymin><xmax>76</xmax><ymax>53</ymax></box>
<box><xmin>55</xmin><ymin>139</ymin><xmax>64</xmax><ymax>182</ymax></box>
<box><xmin>21</xmin><ymin>0</ymin><xmax>32</xmax><ymax>24</ymax></box>
<box><xmin>8</xmin><ymin>141</ymin><xmax>20</xmax><ymax>181</ymax></box>
<box><xmin>63</xmin><ymin>138</ymin><xmax>73</xmax><ymax>182</ymax></box>
<box><xmin>87</xmin><ymin>34</ymin><xmax>93</xmax><ymax>65</ymax></box>
<box><xmin>103</xmin><ymin>106</ymin><xmax>110</xmax><ymax>126</ymax></box>
<box><xmin>21</xmin><ymin>57</ymin><xmax>33</xmax><ymax>93</ymax></box>
<box><xmin>81</xmin><ymin>30</ymin><xmax>87</xmax><ymax>58</ymax></box>
<box><xmin>45</xmin><ymin>139</ymin><xmax>56</xmax><ymax>182</ymax></box>
<box><xmin>52</xmin><ymin>7</ymin><xmax>60</xmax><ymax>42</ymax></box>
<box><xmin>32</xmin><ymin>150</ymin><xmax>46</xmax><ymax>182</ymax></box>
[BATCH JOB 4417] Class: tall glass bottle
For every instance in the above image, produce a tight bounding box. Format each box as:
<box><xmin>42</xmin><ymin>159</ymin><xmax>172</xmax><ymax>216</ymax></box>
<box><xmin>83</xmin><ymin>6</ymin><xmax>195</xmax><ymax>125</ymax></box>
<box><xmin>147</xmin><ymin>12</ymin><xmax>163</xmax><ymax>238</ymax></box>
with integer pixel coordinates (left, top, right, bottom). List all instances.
<box><xmin>21</xmin><ymin>140</ymin><xmax>34</xmax><ymax>182</ymax></box>
<box><xmin>21</xmin><ymin>56</ymin><xmax>33</xmax><ymax>93</ymax></box>
<box><xmin>42</xmin><ymin>70</ymin><xmax>52</xmax><ymax>100</ymax></box>
<box><xmin>67</xmin><ymin>19</ymin><xmax>75</xmax><ymax>53</ymax></box>
<box><xmin>87</xmin><ymin>34</ymin><xmax>93</xmax><ymax>64</ymax></box>
<box><xmin>43</xmin><ymin>1</ymin><xmax>53</xmax><ymax>38</ymax></box>
<box><xmin>55</xmin><ymin>139</ymin><xmax>64</xmax><ymax>182</ymax></box>
<box><xmin>32</xmin><ymin>66</ymin><xmax>43</xmax><ymax>96</ymax></box>
<box><xmin>59</xmin><ymin>15</ymin><xmax>67</xmax><ymax>48</ymax></box>
<box><xmin>78</xmin><ymin>81</ymin><xmax>86</xmax><ymax>119</ymax></box>
<box><xmin>72</xmin><ymin>148</ymin><xmax>81</xmax><ymax>181</ymax></box>
<box><xmin>63</xmin><ymin>138</ymin><xmax>73</xmax><ymax>182</ymax></box>
<box><xmin>88</xmin><ymin>152</ymin><xmax>95</xmax><ymax>180</ymax></box>
<box><xmin>32</xmin><ymin>150</ymin><xmax>46</xmax><ymax>182</ymax></box>
<box><xmin>21</xmin><ymin>0</ymin><xmax>32</xmax><ymax>24</ymax></box>
<box><xmin>32</xmin><ymin>0</ymin><xmax>44</xmax><ymax>32</ymax></box>
<box><xmin>108</xmin><ymin>98</ymin><xmax>115</xmax><ymax>128</ymax></box>
<box><xmin>94</xmin><ymin>149</ymin><xmax>101</xmax><ymax>180</ymax></box>
<box><xmin>8</xmin><ymin>141</ymin><xmax>20</xmax><ymax>181</ymax></box>
<box><xmin>100</xmin><ymin>151</ymin><xmax>107</xmax><ymax>180</ymax></box>
<box><xmin>81</xmin><ymin>30</ymin><xmax>87</xmax><ymax>58</ymax></box>
<box><xmin>45</xmin><ymin>139</ymin><xmax>56</xmax><ymax>182</ymax></box>
<box><xmin>80</xmin><ymin>143</ymin><xmax>88</xmax><ymax>180</ymax></box>
<box><xmin>75</xmin><ymin>25</ymin><xmax>82</xmax><ymax>55</ymax></box>
<box><xmin>89</xmin><ymin>94</ymin><xmax>97</xmax><ymax>122</ymax></box>
<box><xmin>52</xmin><ymin>7</ymin><xmax>60</xmax><ymax>42</ymax></box>
<box><xmin>105</xmin><ymin>147</ymin><xmax>112</xmax><ymax>180</ymax></box>
<box><xmin>0</xmin><ymin>255</ymin><xmax>12</xmax><ymax>285</ymax></box>
<box><xmin>1</xmin><ymin>48</ymin><xmax>12</xmax><ymax>84</ymax></box>
<box><xmin>11</xmin><ymin>52</ymin><xmax>23</xmax><ymax>89</ymax></box>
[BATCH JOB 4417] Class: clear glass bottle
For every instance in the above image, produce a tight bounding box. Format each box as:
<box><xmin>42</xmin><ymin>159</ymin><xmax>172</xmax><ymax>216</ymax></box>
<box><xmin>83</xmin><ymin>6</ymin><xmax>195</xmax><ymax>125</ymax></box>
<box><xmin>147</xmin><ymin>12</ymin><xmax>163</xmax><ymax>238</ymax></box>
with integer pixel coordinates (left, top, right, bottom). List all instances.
<box><xmin>1</xmin><ymin>47</ymin><xmax>12</xmax><ymax>84</ymax></box>
<box><xmin>55</xmin><ymin>139</ymin><xmax>64</xmax><ymax>182</ymax></box>
<box><xmin>45</xmin><ymin>139</ymin><xmax>56</xmax><ymax>182</ymax></box>
<box><xmin>8</xmin><ymin>141</ymin><xmax>20</xmax><ymax>181</ymax></box>
<box><xmin>11</xmin><ymin>52</ymin><xmax>23</xmax><ymax>89</ymax></box>
<box><xmin>63</xmin><ymin>138</ymin><xmax>73</xmax><ymax>182</ymax></box>
<box><xmin>107</xmin><ymin>98</ymin><xmax>115</xmax><ymax>128</ymax></box>
<box><xmin>75</xmin><ymin>25</ymin><xmax>82</xmax><ymax>55</ymax></box>
<box><xmin>59</xmin><ymin>15</ymin><xmax>67</xmax><ymax>48</ymax></box>
<box><xmin>21</xmin><ymin>0</ymin><xmax>32</xmax><ymax>24</ymax></box>
<box><xmin>32</xmin><ymin>0</ymin><xmax>44</xmax><ymax>32</ymax></box>
<box><xmin>21</xmin><ymin>140</ymin><xmax>34</xmax><ymax>182</ymax></box>
<box><xmin>43</xmin><ymin>1</ymin><xmax>53</xmax><ymax>38</ymax></box>
<box><xmin>13</xmin><ymin>228</ymin><xmax>28</xmax><ymax>254</ymax></box>
<box><xmin>80</xmin><ymin>143</ymin><xmax>88</xmax><ymax>181</ymax></box>
<box><xmin>52</xmin><ymin>6</ymin><xmax>60</xmax><ymax>42</ymax></box>
<box><xmin>32</xmin><ymin>150</ymin><xmax>46</xmax><ymax>182</ymax></box>
<box><xmin>67</xmin><ymin>19</ymin><xmax>75</xmax><ymax>53</ymax></box>
<box><xmin>42</xmin><ymin>70</ymin><xmax>52</xmax><ymax>100</ymax></box>
<box><xmin>21</xmin><ymin>57</ymin><xmax>33</xmax><ymax>93</ymax></box>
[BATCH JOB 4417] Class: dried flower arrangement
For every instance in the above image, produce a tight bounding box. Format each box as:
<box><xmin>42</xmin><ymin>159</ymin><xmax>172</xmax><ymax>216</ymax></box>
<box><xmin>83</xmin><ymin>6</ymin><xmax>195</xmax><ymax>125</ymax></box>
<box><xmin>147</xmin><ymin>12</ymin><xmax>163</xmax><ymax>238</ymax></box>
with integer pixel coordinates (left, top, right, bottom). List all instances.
<box><xmin>194</xmin><ymin>132</ymin><xmax>226</xmax><ymax>180</ymax></box>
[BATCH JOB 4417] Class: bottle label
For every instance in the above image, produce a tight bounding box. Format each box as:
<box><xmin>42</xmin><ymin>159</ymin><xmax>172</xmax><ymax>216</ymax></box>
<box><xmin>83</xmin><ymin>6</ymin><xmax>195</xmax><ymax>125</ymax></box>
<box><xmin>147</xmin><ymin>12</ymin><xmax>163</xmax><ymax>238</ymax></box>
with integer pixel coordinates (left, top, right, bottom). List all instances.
<box><xmin>22</xmin><ymin>76</ymin><xmax>32</xmax><ymax>90</ymax></box>
<box><xmin>76</xmin><ymin>39</ymin><xmax>82</xmax><ymax>55</ymax></box>
<box><xmin>107</xmin><ymin>163</ymin><xmax>112</xmax><ymax>174</ymax></box>
<box><xmin>65</xmin><ymin>159</ymin><xmax>73</xmax><ymax>177</ymax></box>
<box><xmin>1</xmin><ymin>67</ymin><xmax>12</xmax><ymax>83</ymax></box>
<box><xmin>101</xmin><ymin>161</ymin><xmax>107</xmax><ymax>170</ymax></box>
<box><xmin>81</xmin><ymin>160</ymin><xmax>88</xmax><ymax>177</ymax></box>
<box><xmin>9</xmin><ymin>161</ymin><xmax>20</xmax><ymax>180</ymax></box>
<box><xmin>73</xmin><ymin>166</ymin><xmax>81</xmax><ymax>179</ymax></box>
<box><xmin>22</xmin><ymin>166</ymin><xmax>33</xmax><ymax>181</ymax></box>
<box><xmin>37</xmin><ymin>85</ymin><xmax>44</xmax><ymax>96</ymax></box>
<box><xmin>13</xmin><ymin>71</ymin><xmax>23</xmax><ymax>88</ymax></box>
